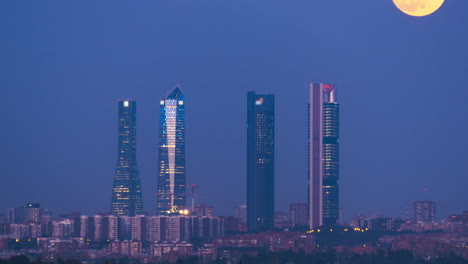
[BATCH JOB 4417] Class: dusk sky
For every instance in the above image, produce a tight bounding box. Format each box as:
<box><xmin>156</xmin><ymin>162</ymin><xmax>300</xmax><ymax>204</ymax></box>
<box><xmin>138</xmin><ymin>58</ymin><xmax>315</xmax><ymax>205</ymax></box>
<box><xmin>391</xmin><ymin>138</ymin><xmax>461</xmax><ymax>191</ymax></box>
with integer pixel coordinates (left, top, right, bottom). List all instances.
<box><xmin>1</xmin><ymin>1</ymin><xmax>467</xmax><ymax>221</ymax></box>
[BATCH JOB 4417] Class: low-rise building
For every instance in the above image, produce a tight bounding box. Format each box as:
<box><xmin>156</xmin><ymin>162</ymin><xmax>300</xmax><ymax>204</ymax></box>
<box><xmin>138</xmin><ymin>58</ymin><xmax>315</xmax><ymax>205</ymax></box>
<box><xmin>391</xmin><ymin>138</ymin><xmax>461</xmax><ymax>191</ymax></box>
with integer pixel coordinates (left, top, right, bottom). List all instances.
<box><xmin>110</xmin><ymin>240</ymin><xmax>142</xmax><ymax>256</ymax></box>
<box><xmin>150</xmin><ymin>242</ymin><xmax>193</xmax><ymax>260</ymax></box>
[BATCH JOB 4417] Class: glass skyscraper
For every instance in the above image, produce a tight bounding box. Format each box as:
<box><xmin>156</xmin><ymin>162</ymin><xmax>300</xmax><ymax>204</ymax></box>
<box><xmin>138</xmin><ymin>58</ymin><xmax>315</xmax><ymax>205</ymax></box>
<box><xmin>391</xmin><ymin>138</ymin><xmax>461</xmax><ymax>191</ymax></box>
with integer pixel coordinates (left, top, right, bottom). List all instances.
<box><xmin>111</xmin><ymin>100</ymin><xmax>144</xmax><ymax>216</ymax></box>
<box><xmin>247</xmin><ymin>91</ymin><xmax>275</xmax><ymax>232</ymax></box>
<box><xmin>156</xmin><ymin>87</ymin><xmax>186</xmax><ymax>215</ymax></box>
<box><xmin>308</xmin><ymin>83</ymin><xmax>339</xmax><ymax>228</ymax></box>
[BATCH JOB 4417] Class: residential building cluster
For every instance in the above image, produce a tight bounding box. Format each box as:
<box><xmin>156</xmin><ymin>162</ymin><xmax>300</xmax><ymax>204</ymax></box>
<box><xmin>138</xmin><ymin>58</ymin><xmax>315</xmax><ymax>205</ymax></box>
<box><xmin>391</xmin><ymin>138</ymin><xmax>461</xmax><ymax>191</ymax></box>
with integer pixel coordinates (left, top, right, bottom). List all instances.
<box><xmin>1</xmin><ymin>206</ymin><xmax>223</xmax><ymax>244</ymax></box>
<box><xmin>379</xmin><ymin>233</ymin><xmax>468</xmax><ymax>260</ymax></box>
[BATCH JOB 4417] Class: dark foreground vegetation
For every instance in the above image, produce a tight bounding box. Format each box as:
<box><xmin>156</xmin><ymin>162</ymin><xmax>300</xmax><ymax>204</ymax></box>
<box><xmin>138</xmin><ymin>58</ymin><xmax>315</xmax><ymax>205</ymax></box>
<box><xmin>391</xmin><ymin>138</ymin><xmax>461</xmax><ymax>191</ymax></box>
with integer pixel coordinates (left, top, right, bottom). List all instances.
<box><xmin>227</xmin><ymin>250</ymin><xmax>468</xmax><ymax>264</ymax></box>
<box><xmin>0</xmin><ymin>250</ymin><xmax>467</xmax><ymax>264</ymax></box>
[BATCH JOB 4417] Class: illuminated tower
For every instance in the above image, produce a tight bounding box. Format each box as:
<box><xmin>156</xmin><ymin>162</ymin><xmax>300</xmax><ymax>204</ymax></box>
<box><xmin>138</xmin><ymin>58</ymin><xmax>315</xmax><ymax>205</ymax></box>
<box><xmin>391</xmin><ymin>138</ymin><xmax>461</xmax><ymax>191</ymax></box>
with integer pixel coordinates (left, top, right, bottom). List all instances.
<box><xmin>308</xmin><ymin>83</ymin><xmax>339</xmax><ymax>228</ymax></box>
<box><xmin>157</xmin><ymin>86</ymin><xmax>186</xmax><ymax>214</ymax></box>
<box><xmin>247</xmin><ymin>92</ymin><xmax>275</xmax><ymax>232</ymax></box>
<box><xmin>111</xmin><ymin>100</ymin><xmax>144</xmax><ymax>216</ymax></box>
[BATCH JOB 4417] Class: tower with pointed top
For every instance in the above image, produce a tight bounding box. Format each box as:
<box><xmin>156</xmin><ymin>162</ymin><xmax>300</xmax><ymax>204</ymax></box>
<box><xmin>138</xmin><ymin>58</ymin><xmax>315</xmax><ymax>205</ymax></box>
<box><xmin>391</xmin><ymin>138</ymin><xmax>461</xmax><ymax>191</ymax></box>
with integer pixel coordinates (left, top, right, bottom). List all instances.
<box><xmin>157</xmin><ymin>87</ymin><xmax>186</xmax><ymax>214</ymax></box>
<box><xmin>111</xmin><ymin>100</ymin><xmax>144</xmax><ymax>216</ymax></box>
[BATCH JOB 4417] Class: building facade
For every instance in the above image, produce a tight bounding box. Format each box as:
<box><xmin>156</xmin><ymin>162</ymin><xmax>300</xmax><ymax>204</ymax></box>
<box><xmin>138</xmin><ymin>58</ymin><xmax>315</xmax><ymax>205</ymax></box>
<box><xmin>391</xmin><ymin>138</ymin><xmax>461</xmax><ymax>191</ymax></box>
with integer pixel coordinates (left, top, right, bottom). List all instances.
<box><xmin>308</xmin><ymin>83</ymin><xmax>340</xmax><ymax>228</ymax></box>
<box><xmin>235</xmin><ymin>205</ymin><xmax>247</xmax><ymax>224</ymax></box>
<box><xmin>290</xmin><ymin>203</ymin><xmax>308</xmax><ymax>227</ymax></box>
<box><xmin>8</xmin><ymin>203</ymin><xmax>41</xmax><ymax>224</ymax></box>
<box><xmin>247</xmin><ymin>92</ymin><xmax>275</xmax><ymax>232</ymax></box>
<box><xmin>111</xmin><ymin>100</ymin><xmax>144</xmax><ymax>216</ymax></box>
<box><xmin>413</xmin><ymin>201</ymin><xmax>436</xmax><ymax>223</ymax></box>
<box><xmin>194</xmin><ymin>205</ymin><xmax>214</xmax><ymax>217</ymax></box>
<box><xmin>157</xmin><ymin>87</ymin><xmax>186</xmax><ymax>214</ymax></box>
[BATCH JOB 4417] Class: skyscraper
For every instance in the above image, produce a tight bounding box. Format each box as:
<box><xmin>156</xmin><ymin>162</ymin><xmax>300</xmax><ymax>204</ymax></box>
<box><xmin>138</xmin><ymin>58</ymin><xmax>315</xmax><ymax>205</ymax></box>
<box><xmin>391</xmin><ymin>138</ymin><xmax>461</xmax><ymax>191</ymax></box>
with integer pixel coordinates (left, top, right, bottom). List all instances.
<box><xmin>308</xmin><ymin>83</ymin><xmax>339</xmax><ymax>228</ymax></box>
<box><xmin>111</xmin><ymin>100</ymin><xmax>144</xmax><ymax>216</ymax></box>
<box><xmin>157</xmin><ymin>87</ymin><xmax>186</xmax><ymax>215</ymax></box>
<box><xmin>247</xmin><ymin>92</ymin><xmax>275</xmax><ymax>232</ymax></box>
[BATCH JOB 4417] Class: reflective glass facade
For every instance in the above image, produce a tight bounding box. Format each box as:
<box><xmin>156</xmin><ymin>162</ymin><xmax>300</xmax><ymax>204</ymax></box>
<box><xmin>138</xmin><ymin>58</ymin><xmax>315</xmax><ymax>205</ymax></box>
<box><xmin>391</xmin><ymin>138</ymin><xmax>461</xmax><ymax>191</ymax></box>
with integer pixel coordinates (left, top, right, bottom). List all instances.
<box><xmin>247</xmin><ymin>92</ymin><xmax>275</xmax><ymax>232</ymax></box>
<box><xmin>111</xmin><ymin>100</ymin><xmax>144</xmax><ymax>216</ymax></box>
<box><xmin>157</xmin><ymin>87</ymin><xmax>186</xmax><ymax>215</ymax></box>
<box><xmin>308</xmin><ymin>83</ymin><xmax>339</xmax><ymax>228</ymax></box>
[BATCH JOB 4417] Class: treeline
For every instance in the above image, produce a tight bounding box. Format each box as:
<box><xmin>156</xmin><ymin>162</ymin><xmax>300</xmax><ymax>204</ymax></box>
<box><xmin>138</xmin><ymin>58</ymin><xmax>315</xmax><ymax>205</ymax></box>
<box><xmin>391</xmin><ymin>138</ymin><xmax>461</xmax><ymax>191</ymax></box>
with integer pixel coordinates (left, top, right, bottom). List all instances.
<box><xmin>217</xmin><ymin>250</ymin><xmax>468</xmax><ymax>264</ymax></box>
<box><xmin>0</xmin><ymin>255</ymin><xmax>196</xmax><ymax>264</ymax></box>
<box><xmin>0</xmin><ymin>251</ymin><xmax>467</xmax><ymax>264</ymax></box>
<box><xmin>0</xmin><ymin>255</ymin><xmax>79</xmax><ymax>264</ymax></box>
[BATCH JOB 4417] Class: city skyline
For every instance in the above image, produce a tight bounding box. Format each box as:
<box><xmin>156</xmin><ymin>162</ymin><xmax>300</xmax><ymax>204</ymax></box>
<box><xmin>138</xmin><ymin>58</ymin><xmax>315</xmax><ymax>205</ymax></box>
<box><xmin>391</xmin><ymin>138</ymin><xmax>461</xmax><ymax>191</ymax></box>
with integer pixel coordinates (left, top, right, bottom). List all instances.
<box><xmin>0</xmin><ymin>82</ymin><xmax>464</xmax><ymax>221</ymax></box>
<box><xmin>1</xmin><ymin>1</ymin><xmax>467</xmax><ymax>221</ymax></box>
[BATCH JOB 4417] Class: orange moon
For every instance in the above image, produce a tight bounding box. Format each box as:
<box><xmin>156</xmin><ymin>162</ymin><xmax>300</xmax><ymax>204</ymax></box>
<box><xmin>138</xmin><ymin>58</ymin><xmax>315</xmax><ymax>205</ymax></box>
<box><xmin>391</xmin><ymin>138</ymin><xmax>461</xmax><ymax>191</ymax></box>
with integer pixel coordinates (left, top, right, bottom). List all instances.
<box><xmin>392</xmin><ymin>0</ymin><xmax>445</xmax><ymax>17</ymax></box>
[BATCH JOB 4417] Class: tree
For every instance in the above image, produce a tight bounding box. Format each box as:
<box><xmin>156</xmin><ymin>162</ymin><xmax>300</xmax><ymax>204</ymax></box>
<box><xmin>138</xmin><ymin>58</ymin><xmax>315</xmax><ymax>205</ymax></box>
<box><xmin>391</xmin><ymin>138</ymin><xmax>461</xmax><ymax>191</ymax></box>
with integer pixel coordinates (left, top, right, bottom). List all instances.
<box><xmin>8</xmin><ymin>255</ymin><xmax>30</xmax><ymax>264</ymax></box>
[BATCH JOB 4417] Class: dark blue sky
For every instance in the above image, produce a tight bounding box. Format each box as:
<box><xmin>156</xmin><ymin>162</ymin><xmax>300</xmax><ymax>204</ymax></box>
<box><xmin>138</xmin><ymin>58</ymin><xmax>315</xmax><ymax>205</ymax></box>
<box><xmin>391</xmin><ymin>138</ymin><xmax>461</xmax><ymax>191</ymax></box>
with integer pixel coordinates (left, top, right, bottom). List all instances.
<box><xmin>1</xmin><ymin>1</ymin><xmax>467</xmax><ymax>221</ymax></box>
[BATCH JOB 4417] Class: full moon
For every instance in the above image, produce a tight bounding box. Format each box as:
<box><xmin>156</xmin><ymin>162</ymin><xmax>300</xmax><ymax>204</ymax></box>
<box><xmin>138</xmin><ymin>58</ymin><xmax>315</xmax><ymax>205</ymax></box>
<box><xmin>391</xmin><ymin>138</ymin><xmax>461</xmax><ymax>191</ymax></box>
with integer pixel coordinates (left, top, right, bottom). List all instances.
<box><xmin>392</xmin><ymin>0</ymin><xmax>445</xmax><ymax>17</ymax></box>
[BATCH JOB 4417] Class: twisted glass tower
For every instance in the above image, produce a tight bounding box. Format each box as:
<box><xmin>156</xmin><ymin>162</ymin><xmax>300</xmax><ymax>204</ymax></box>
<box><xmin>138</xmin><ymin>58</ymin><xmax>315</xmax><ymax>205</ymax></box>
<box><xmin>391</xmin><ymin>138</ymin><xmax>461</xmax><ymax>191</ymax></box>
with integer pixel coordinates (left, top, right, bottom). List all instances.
<box><xmin>111</xmin><ymin>100</ymin><xmax>144</xmax><ymax>216</ymax></box>
<box><xmin>157</xmin><ymin>87</ymin><xmax>186</xmax><ymax>214</ymax></box>
<box><xmin>308</xmin><ymin>83</ymin><xmax>339</xmax><ymax>228</ymax></box>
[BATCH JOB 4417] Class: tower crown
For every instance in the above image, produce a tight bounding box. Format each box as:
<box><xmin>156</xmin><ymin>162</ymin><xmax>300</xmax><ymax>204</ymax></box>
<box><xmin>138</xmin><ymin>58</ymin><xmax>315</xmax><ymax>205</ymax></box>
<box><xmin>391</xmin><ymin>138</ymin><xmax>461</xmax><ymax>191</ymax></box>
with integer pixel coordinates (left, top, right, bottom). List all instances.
<box><xmin>166</xmin><ymin>86</ymin><xmax>184</xmax><ymax>100</ymax></box>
